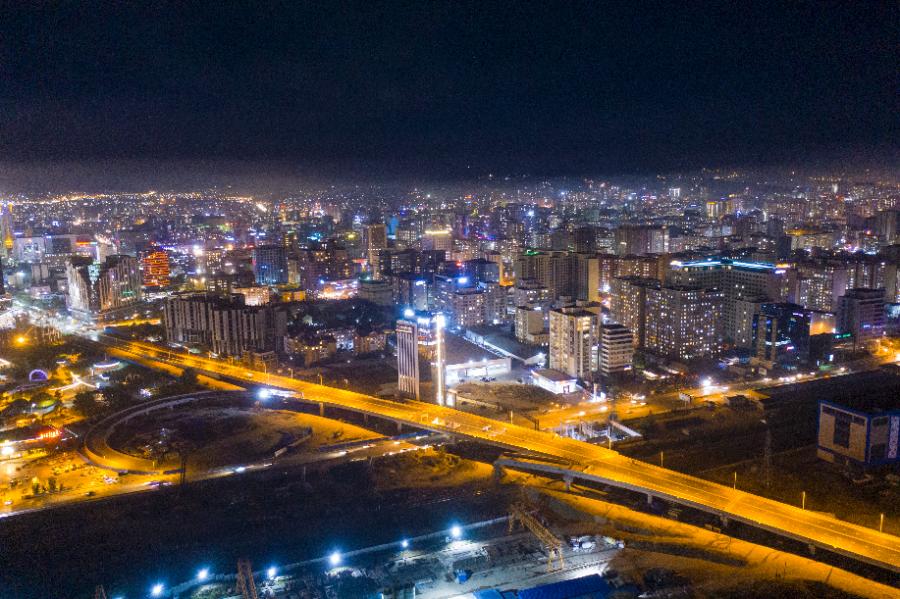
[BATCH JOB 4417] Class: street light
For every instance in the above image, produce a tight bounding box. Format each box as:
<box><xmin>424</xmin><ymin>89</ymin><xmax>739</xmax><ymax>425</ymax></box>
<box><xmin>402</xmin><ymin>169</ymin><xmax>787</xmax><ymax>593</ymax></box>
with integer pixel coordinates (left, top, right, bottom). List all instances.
<box><xmin>329</xmin><ymin>551</ymin><xmax>342</xmax><ymax>567</ymax></box>
<box><xmin>450</xmin><ymin>524</ymin><xmax>462</xmax><ymax>539</ymax></box>
<box><xmin>401</xmin><ymin>539</ymin><xmax>409</xmax><ymax>549</ymax></box>
<box><xmin>267</xmin><ymin>566</ymin><xmax>277</xmax><ymax>580</ymax></box>
<box><xmin>150</xmin><ymin>583</ymin><xmax>164</xmax><ymax>597</ymax></box>
<box><xmin>197</xmin><ymin>568</ymin><xmax>209</xmax><ymax>582</ymax></box>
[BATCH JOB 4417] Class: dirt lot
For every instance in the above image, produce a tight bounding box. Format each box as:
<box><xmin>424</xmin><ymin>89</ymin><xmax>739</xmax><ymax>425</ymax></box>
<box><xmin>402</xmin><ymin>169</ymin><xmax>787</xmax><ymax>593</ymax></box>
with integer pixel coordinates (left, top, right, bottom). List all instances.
<box><xmin>108</xmin><ymin>406</ymin><xmax>380</xmax><ymax>471</ymax></box>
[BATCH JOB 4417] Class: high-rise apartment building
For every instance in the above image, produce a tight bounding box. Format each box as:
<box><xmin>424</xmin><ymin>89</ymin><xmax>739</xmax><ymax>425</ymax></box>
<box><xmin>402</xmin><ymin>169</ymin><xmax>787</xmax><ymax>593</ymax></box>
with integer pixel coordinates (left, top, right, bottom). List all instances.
<box><xmin>549</xmin><ymin>306</ymin><xmax>598</xmax><ymax>380</ymax></box>
<box><xmin>252</xmin><ymin>244</ymin><xmax>289</xmax><ymax>285</ymax></box>
<box><xmin>515</xmin><ymin>306</ymin><xmax>547</xmax><ymax>345</ymax></box>
<box><xmin>667</xmin><ymin>258</ymin><xmax>786</xmax><ymax>346</ymax></box>
<box><xmin>163</xmin><ymin>292</ymin><xmax>288</xmax><ymax>357</ymax></box>
<box><xmin>513</xmin><ymin>278</ymin><xmax>552</xmax><ymax>309</ymax></box>
<box><xmin>142</xmin><ymin>249</ymin><xmax>171</xmax><ymax>288</ymax></box>
<box><xmin>573</xmin><ymin>226</ymin><xmax>597</xmax><ymax>253</ymax></box>
<box><xmin>598</xmin><ymin>323</ymin><xmax>633</xmax><ymax>376</ymax></box>
<box><xmin>66</xmin><ymin>255</ymin><xmax>142</xmax><ymax>320</ymax></box>
<box><xmin>362</xmin><ymin>223</ymin><xmax>388</xmax><ymax>278</ymax></box>
<box><xmin>295</xmin><ymin>241</ymin><xmax>353</xmax><ymax>293</ymax></box>
<box><xmin>609</xmin><ymin>276</ymin><xmax>658</xmax><ymax>347</ymax></box>
<box><xmin>613</xmin><ymin>225</ymin><xmax>668</xmax><ymax>256</ymax></box>
<box><xmin>514</xmin><ymin>250</ymin><xmax>574</xmax><ymax>299</ymax></box>
<box><xmin>574</xmin><ymin>253</ymin><xmax>600</xmax><ymax>302</ymax></box>
<box><xmin>751</xmin><ymin>302</ymin><xmax>811</xmax><ymax>365</ymax></box>
<box><xmin>837</xmin><ymin>288</ymin><xmax>886</xmax><ymax>342</ymax></box>
<box><xmin>789</xmin><ymin>260</ymin><xmax>850</xmax><ymax>312</ymax></box>
<box><xmin>421</xmin><ymin>228</ymin><xmax>453</xmax><ymax>252</ymax></box>
<box><xmin>644</xmin><ymin>285</ymin><xmax>723</xmax><ymax>361</ymax></box>
<box><xmin>448</xmin><ymin>287</ymin><xmax>486</xmax><ymax>328</ymax></box>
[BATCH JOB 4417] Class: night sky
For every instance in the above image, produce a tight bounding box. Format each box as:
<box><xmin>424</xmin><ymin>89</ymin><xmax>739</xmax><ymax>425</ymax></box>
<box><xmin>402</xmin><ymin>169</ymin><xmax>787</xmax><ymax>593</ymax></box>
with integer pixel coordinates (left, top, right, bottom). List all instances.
<box><xmin>0</xmin><ymin>1</ymin><xmax>896</xmax><ymax>177</ymax></box>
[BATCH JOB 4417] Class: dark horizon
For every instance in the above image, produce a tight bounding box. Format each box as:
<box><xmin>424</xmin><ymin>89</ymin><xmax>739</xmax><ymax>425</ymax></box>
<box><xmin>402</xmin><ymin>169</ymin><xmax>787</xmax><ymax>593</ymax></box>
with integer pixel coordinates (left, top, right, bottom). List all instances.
<box><xmin>0</xmin><ymin>2</ymin><xmax>897</xmax><ymax>182</ymax></box>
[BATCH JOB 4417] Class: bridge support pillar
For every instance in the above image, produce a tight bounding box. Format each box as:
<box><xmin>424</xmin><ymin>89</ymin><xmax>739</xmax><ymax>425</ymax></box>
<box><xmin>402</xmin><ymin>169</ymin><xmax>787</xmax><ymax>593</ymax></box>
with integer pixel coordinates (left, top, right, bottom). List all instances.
<box><xmin>509</xmin><ymin>410</ymin><xmax>514</xmax><ymax>423</ymax></box>
<box><xmin>808</xmin><ymin>544</ymin><xmax>816</xmax><ymax>556</ymax></box>
<box><xmin>301</xmin><ymin>466</ymin><xmax>307</xmax><ymax>483</ymax></box>
<box><xmin>363</xmin><ymin>413</ymin><xmax>369</xmax><ymax>425</ymax></box>
<box><xmin>563</xmin><ymin>475</ymin><xmax>574</xmax><ymax>492</ymax></box>
<box><xmin>396</xmin><ymin>421</ymin><xmax>402</xmax><ymax>434</ymax></box>
<box><xmin>319</xmin><ymin>402</ymin><xmax>324</xmax><ymax>417</ymax></box>
<box><xmin>493</xmin><ymin>463</ymin><xmax>504</xmax><ymax>483</ymax></box>
<box><xmin>647</xmin><ymin>493</ymin><xmax>654</xmax><ymax>505</ymax></box>
<box><xmin>720</xmin><ymin>516</ymin><xmax>729</xmax><ymax>528</ymax></box>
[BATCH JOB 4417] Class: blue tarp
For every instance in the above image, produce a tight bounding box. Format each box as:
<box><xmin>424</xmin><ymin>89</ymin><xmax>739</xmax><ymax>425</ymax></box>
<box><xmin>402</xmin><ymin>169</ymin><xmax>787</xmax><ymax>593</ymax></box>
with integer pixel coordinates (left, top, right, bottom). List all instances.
<box><xmin>517</xmin><ymin>574</ymin><xmax>611</xmax><ymax>599</ymax></box>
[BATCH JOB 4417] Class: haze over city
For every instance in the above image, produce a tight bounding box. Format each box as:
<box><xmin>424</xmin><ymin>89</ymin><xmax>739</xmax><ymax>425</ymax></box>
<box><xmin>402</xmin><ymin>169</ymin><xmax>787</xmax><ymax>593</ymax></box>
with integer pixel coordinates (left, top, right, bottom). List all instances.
<box><xmin>0</xmin><ymin>3</ymin><xmax>898</xmax><ymax>599</ymax></box>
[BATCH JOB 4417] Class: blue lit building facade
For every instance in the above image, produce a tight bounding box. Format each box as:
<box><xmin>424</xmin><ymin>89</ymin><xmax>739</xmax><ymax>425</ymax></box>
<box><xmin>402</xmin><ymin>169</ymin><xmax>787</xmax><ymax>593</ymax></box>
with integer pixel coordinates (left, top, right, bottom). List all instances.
<box><xmin>252</xmin><ymin>244</ymin><xmax>288</xmax><ymax>285</ymax></box>
<box><xmin>751</xmin><ymin>302</ymin><xmax>811</xmax><ymax>367</ymax></box>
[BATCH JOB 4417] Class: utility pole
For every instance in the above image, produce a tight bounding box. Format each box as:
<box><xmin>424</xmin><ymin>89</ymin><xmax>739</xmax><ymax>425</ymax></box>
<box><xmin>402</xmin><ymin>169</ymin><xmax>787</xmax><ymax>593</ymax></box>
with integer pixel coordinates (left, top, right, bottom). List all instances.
<box><xmin>763</xmin><ymin>425</ymin><xmax>772</xmax><ymax>489</ymax></box>
<box><xmin>180</xmin><ymin>451</ymin><xmax>188</xmax><ymax>488</ymax></box>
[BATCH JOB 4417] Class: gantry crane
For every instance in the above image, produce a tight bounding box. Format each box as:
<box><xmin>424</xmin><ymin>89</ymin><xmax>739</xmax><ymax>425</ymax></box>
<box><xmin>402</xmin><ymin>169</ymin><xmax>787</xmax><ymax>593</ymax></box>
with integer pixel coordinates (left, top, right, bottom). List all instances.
<box><xmin>509</xmin><ymin>502</ymin><xmax>564</xmax><ymax>571</ymax></box>
<box><xmin>235</xmin><ymin>558</ymin><xmax>260</xmax><ymax>599</ymax></box>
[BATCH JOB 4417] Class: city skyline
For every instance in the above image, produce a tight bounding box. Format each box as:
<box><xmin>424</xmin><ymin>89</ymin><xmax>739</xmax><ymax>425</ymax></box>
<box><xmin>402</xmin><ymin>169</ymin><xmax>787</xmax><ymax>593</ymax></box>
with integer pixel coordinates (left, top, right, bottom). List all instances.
<box><xmin>0</xmin><ymin>4</ymin><xmax>898</xmax><ymax>598</ymax></box>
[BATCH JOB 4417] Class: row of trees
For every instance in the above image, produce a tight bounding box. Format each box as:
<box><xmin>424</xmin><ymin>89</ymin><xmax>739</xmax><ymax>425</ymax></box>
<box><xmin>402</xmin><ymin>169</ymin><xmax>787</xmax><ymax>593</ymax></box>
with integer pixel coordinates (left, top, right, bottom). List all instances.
<box><xmin>72</xmin><ymin>368</ymin><xmax>200</xmax><ymax>420</ymax></box>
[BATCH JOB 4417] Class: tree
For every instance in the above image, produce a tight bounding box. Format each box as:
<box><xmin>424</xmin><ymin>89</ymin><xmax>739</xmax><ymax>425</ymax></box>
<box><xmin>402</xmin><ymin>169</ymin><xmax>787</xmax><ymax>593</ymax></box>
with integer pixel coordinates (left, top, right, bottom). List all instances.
<box><xmin>101</xmin><ymin>386</ymin><xmax>133</xmax><ymax>412</ymax></box>
<box><xmin>30</xmin><ymin>391</ymin><xmax>53</xmax><ymax>406</ymax></box>
<box><xmin>73</xmin><ymin>391</ymin><xmax>102</xmax><ymax>419</ymax></box>
<box><xmin>179</xmin><ymin>367</ymin><xmax>198</xmax><ymax>387</ymax></box>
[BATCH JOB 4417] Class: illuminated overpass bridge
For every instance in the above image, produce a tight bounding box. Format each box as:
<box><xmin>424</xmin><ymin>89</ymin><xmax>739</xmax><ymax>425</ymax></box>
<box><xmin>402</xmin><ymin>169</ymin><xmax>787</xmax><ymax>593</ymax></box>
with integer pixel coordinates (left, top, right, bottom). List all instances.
<box><xmin>98</xmin><ymin>336</ymin><xmax>900</xmax><ymax>574</ymax></box>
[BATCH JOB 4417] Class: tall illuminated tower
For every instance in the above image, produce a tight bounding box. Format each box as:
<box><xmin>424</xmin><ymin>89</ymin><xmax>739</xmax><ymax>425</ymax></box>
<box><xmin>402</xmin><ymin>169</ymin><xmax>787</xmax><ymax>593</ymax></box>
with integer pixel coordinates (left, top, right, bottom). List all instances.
<box><xmin>434</xmin><ymin>313</ymin><xmax>446</xmax><ymax>406</ymax></box>
<box><xmin>396</xmin><ymin>313</ymin><xmax>421</xmax><ymax>400</ymax></box>
<box><xmin>0</xmin><ymin>203</ymin><xmax>13</xmax><ymax>259</ymax></box>
<box><xmin>395</xmin><ymin>310</ymin><xmax>446</xmax><ymax>405</ymax></box>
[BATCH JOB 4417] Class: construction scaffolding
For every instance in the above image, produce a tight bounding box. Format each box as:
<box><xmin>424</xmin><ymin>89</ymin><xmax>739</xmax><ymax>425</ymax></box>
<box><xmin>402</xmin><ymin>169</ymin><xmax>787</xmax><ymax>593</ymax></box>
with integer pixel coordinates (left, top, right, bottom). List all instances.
<box><xmin>508</xmin><ymin>502</ymin><xmax>564</xmax><ymax>571</ymax></box>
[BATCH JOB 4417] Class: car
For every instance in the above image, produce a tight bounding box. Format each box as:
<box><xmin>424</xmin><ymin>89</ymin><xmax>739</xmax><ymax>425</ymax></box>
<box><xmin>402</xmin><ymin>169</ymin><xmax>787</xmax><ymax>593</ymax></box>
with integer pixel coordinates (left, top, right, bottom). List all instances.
<box><xmin>84</xmin><ymin>490</ymin><xmax>96</xmax><ymax>497</ymax></box>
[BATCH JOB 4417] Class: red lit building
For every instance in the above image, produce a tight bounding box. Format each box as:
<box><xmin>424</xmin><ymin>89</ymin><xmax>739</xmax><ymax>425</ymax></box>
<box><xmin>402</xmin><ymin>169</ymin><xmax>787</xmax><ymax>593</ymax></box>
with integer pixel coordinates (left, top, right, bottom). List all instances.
<box><xmin>142</xmin><ymin>249</ymin><xmax>171</xmax><ymax>288</ymax></box>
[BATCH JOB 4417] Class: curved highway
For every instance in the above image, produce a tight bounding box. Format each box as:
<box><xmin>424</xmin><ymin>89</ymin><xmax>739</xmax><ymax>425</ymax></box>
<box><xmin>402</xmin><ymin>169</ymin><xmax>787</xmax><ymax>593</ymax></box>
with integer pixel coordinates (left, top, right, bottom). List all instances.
<box><xmin>100</xmin><ymin>335</ymin><xmax>900</xmax><ymax>573</ymax></box>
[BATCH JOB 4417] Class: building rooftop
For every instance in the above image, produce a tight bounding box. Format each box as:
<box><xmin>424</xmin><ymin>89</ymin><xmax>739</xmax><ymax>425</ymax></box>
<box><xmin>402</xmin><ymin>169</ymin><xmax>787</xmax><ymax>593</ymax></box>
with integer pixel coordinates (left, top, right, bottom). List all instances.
<box><xmin>673</xmin><ymin>258</ymin><xmax>777</xmax><ymax>271</ymax></box>
<box><xmin>443</xmin><ymin>332</ymin><xmax>502</xmax><ymax>365</ymax></box>
<box><xmin>465</xmin><ymin>326</ymin><xmax>545</xmax><ymax>363</ymax></box>
<box><xmin>532</xmin><ymin>368</ymin><xmax>577</xmax><ymax>383</ymax></box>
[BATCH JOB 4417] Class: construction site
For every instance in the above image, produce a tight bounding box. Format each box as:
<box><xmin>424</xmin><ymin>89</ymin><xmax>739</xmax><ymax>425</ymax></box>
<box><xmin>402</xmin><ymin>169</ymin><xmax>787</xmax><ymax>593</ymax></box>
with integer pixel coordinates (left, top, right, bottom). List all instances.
<box><xmin>91</xmin><ymin>501</ymin><xmax>628</xmax><ymax>599</ymax></box>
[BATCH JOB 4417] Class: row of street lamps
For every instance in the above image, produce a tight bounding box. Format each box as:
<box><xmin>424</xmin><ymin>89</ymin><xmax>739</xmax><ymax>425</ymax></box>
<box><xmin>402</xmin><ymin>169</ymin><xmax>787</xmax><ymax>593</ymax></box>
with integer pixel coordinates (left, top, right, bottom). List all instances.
<box><xmin>142</xmin><ymin>523</ymin><xmax>465</xmax><ymax>597</ymax></box>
